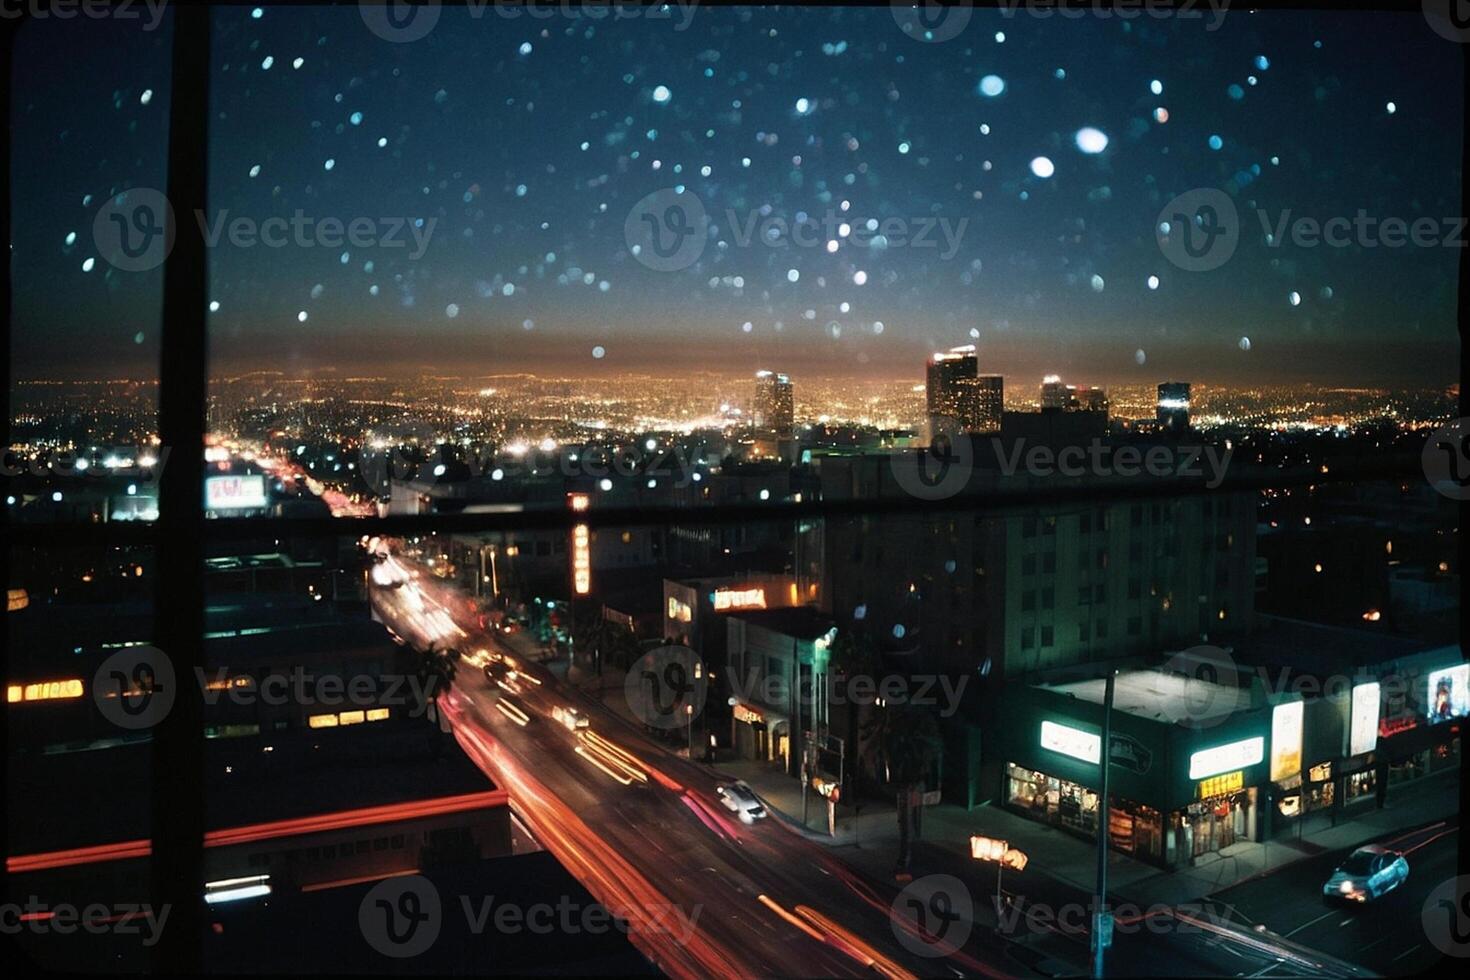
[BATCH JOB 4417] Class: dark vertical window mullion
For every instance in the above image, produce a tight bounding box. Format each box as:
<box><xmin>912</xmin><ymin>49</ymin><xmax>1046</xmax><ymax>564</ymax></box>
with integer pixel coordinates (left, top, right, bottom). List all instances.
<box><xmin>151</xmin><ymin>4</ymin><xmax>210</xmax><ymax>972</ymax></box>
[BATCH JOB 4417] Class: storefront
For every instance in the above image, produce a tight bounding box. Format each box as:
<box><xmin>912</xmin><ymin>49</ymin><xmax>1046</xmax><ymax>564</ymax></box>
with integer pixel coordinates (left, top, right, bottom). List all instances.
<box><xmin>730</xmin><ymin>700</ymin><xmax>790</xmax><ymax>770</ymax></box>
<box><xmin>1000</xmin><ymin>672</ymin><xmax>1273</xmax><ymax>870</ymax></box>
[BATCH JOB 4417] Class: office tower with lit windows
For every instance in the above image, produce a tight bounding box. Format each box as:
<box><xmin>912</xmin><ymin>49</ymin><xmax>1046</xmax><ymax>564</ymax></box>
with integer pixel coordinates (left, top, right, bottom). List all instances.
<box><xmin>926</xmin><ymin>346</ymin><xmax>1002</xmax><ymax>439</ymax></box>
<box><xmin>1157</xmin><ymin>381</ymin><xmax>1192</xmax><ymax>434</ymax></box>
<box><xmin>1040</xmin><ymin>375</ymin><xmax>1076</xmax><ymax>411</ymax></box>
<box><xmin>753</xmin><ymin>370</ymin><xmax>795</xmax><ymax>440</ymax></box>
<box><xmin>1082</xmin><ymin>386</ymin><xmax>1110</xmax><ymax>417</ymax></box>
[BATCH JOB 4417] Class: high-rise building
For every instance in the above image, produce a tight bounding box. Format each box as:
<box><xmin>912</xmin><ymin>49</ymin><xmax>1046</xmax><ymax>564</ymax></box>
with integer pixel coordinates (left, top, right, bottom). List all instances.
<box><xmin>975</xmin><ymin>374</ymin><xmax>1005</xmax><ymax>432</ymax></box>
<box><xmin>1157</xmin><ymin>381</ymin><xmax>1192</xmax><ymax>434</ymax></box>
<box><xmin>753</xmin><ymin>370</ymin><xmax>794</xmax><ymax>440</ymax></box>
<box><xmin>1082</xmin><ymin>386</ymin><xmax>1109</xmax><ymax>416</ymax></box>
<box><xmin>926</xmin><ymin>346</ymin><xmax>1002</xmax><ymax>438</ymax></box>
<box><xmin>1039</xmin><ymin>375</ymin><xmax>1076</xmax><ymax>411</ymax></box>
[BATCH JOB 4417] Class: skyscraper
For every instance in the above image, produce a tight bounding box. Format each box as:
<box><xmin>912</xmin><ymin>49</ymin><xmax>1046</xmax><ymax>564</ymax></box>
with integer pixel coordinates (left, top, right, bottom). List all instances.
<box><xmin>1157</xmin><ymin>381</ymin><xmax>1191</xmax><ymax>434</ymax></box>
<box><xmin>926</xmin><ymin>346</ymin><xmax>1002</xmax><ymax>439</ymax></box>
<box><xmin>753</xmin><ymin>370</ymin><xmax>794</xmax><ymax>440</ymax></box>
<box><xmin>1040</xmin><ymin>375</ymin><xmax>1075</xmax><ymax>411</ymax></box>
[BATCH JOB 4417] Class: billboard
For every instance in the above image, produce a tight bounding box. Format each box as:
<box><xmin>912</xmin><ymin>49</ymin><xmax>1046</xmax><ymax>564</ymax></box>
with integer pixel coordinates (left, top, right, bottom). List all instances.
<box><xmin>1426</xmin><ymin>664</ymin><xmax>1470</xmax><ymax>724</ymax></box>
<box><xmin>205</xmin><ymin>474</ymin><xmax>268</xmax><ymax>511</ymax></box>
<box><xmin>1188</xmin><ymin>736</ymin><xmax>1264</xmax><ymax>780</ymax></box>
<box><xmin>1040</xmin><ymin>720</ymin><xmax>1100</xmax><ymax>765</ymax></box>
<box><xmin>1349</xmin><ymin>682</ymin><xmax>1380</xmax><ymax>756</ymax></box>
<box><xmin>1270</xmin><ymin>701</ymin><xmax>1304</xmax><ymax>782</ymax></box>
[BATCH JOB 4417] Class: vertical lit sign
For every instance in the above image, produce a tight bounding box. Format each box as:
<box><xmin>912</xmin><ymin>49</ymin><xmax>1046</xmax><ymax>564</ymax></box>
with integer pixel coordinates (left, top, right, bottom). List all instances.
<box><xmin>1270</xmin><ymin>701</ymin><xmax>1304</xmax><ymax>782</ymax></box>
<box><xmin>1349</xmin><ymin>682</ymin><xmax>1380</xmax><ymax>756</ymax></box>
<box><xmin>568</xmin><ymin>493</ymin><xmax>591</xmax><ymax>596</ymax></box>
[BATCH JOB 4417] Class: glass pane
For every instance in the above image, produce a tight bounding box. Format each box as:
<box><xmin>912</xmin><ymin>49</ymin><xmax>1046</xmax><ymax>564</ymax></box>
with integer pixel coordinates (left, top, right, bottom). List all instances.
<box><xmin>8</xmin><ymin>12</ymin><xmax>172</xmax><ymax>523</ymax></box>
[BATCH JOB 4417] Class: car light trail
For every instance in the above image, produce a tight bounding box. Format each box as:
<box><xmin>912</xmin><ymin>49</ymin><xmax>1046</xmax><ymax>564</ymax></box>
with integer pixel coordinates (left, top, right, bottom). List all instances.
<box><xmin>757</xmin><ymin>893</ymin><xmax>827</xmax><ymax>942</ymax></box>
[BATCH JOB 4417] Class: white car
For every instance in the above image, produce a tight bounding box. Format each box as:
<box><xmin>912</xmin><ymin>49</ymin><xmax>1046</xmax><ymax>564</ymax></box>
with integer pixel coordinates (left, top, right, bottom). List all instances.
<box><xmin>716</xmin><ymin>782</ymin><xmax>767</xmax><ymax>823</ymax></box>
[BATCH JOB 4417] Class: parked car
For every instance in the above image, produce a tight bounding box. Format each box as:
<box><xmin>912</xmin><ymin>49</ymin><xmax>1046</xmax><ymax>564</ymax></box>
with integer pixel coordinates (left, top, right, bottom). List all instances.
<box><xmin>716</xmin><ymin>782</ymin><xmax>767</xmax><ymax>823</ymax></box>
<box><xmin>1322</xmin><ymin>845</ymin><xmax>1409</xmax><ymax>903</ymax></box>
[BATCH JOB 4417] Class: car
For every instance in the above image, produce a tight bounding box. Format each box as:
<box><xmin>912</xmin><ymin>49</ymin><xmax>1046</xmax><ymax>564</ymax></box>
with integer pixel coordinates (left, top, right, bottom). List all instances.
<box><xmin>1323</xmin><ymin>845</ymin><xmax>1409</xmax><ymax>903</ymax></box>
<box><xmin>716</xmin><ymin>782</ymin><xmax>767</xmax><ymax>823</ymax></box>
<box><xmin>552</xmin><ymin>705</ymin><xmax>589</xmax><ymax>731</ymax></box>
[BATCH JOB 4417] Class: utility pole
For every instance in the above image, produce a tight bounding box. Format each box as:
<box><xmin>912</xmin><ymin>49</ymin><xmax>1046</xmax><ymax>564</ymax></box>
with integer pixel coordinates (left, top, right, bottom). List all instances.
<box><xmin>1092</xmin><ymin>670</ymin><xmax>1116</xmax><ymax>980</ymax></box>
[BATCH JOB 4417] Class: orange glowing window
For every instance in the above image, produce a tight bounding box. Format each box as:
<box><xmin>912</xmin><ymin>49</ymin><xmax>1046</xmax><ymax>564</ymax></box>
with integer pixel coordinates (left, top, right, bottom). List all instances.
<box><xmin>308</xmin><ymin>713</ymin><xmax>339</xmax><ymax>729</ymax></box>
<box><xmin>8</xmin><ymin>679</ymin><xmax>85</xmax><ymax>703</ymax></box>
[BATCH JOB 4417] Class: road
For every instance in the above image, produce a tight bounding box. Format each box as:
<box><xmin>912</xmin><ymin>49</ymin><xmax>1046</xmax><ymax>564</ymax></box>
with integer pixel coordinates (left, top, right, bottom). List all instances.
<box><xmin>368</xmin><ymin>542</ymin><xmax>1020</xmax><ymax>979</ymax></box>
<box><xmin>1210</xmin><ymin>819</ymin><xmax>1459</xmax><ymax>976</ymax></box>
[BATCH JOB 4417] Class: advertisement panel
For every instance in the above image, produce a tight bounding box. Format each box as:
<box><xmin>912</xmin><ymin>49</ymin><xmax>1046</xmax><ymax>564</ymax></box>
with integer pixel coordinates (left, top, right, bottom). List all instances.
<box><xmin>204</xmin><ymin>474</ymin><xmax>268</xmax><ymax>511</ymax></box>
<box><xmin>1188</xmin><ymin>736</ymin><xmax>1264</xmax><ymax>780</ymax></box>
<box><xmin>1426</xmin><ymin>664</ymin><xmax>1470</xmax><ymax>723</ymax></box>
<box><xmin>1349</xmin><ymin>682</ymin><xmax>1380</xmax><ymax>756</ymax></box>
<box><xmin>1040</xmin><ymin>720</ymin><xmax>1100</xmax><ymax>765</ymax></box>
<box><xmin>1270</xmin><ymin>701</ymin><xmax>1304</xmax><ymax>782</ymax></box>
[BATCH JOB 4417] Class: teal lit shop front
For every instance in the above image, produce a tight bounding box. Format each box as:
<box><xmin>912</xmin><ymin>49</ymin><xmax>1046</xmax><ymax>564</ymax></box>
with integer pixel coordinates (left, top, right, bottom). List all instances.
<box><xmin>1000</xmin><ymin>672</ymin><xmax>1272</xmax><ymax>869</ymax></box>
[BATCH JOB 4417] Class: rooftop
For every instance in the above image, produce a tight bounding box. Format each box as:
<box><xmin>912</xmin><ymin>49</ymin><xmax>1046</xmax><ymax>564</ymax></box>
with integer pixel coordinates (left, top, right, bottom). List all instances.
<box><xmin>1042</xmin><ymin>667</ymin><xmax>1254</xmax><ymax>726</ymax></box>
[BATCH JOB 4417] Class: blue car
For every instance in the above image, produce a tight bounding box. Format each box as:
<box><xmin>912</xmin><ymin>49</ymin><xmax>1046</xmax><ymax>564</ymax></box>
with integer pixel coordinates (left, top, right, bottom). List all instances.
<box><xmin>1322</xmin><ymin>845</ymin><xmax>1409</xmax><ymax>903</ymax></box>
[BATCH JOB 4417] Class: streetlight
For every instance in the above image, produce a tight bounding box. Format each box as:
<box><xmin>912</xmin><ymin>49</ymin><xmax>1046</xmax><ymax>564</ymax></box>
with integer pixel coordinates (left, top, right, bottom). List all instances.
<box><xmin>971</xmin><ymin>836</ymin><xmax>1028</xmax><ymax>917</ymax></box>
<box><xmin>1092</xmin><ymin>669</ymin><xmax>1117</xmax><ymax>979</ymax></box>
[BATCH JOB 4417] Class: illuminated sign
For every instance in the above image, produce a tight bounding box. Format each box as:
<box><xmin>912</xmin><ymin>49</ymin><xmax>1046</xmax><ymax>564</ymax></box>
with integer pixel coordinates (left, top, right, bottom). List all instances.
<box><xmin>1188</xmin><ymin>736</ymin><xmax>1264</xmax><ymax>780</ymax></box>
<box><xmin>970</xmin><ymin>836</ymin><xmax>1029</xmax><ymax>870</ymax></box>
<box><xmin>6</xmin><ymin>679</ymin><xmax>84</xmax><ymax>703</ymax></box>
<box><xmin>666</xmin><ymin>596</ymin><xmax>693</xmax><ymax>623</ymax></box>
<box><xmin>1349</xmin><ymin>682</ymin><xmax>1380</xmax><ymax>755</ymax></box>
<box><xmin>572</xmin><ymin>524</ymin><xmax>591</xmax><ymax>595</ymax></box>
<box><xmin>7</xmin><ymin>589</ymin><xmax>29</xmax><ymax>612</ymax></box>
<box><xmin>732</xmin><ymin>703</ymin><xmax>765</xmax><ymax>726</ymax></box>
<box><xmin>1270</xmin><ymin>701</ymin><xmax>1304</xmax><ymax>782</ymax></box>
<box><xmin>1426</xmin><ymin>664</ymin><xmax>1470</xmax><ymax>724</ymax></box>
<box><xmin>1197</xmin><ymin>770</ymin><xmax>1245</xmax><ymax>799</ymax></box>
<box><xmin>712</xmin><ymin>587</ymin><xmax>766</xmax><ymax>611</ymax></box>
<box><xmin>1040</xmin><ymin>720</ymin><xmax>1101</xmax><ymax>765</ymax></box>
<box><xmin>205</xmin><ymin>474</ymin><xmax>268</xmax><ymax>511</ymax></box>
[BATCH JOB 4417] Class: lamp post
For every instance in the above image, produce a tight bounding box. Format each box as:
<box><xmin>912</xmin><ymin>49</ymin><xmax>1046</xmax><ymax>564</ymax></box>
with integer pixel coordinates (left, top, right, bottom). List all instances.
<box><xmin>1092</xmin><ymin>670</ymin><xmax>1117</xmax><ymax>979</ymax></box>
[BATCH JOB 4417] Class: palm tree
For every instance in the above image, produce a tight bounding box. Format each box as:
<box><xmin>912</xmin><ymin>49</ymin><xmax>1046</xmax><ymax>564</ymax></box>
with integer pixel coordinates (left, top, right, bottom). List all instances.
<box><xmin>867</xmin><ymin>700</ymin><xmax>942</xmax><ymax>877</ymax></box>
<box><xmin>415</xmin><ymin>643</ymin><xmax>459</xmax><ymax>712</ymax></box>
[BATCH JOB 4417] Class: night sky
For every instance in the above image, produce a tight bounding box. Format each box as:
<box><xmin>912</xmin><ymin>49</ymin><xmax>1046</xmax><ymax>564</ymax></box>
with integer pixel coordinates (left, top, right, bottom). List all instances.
<box><xmin>9</xmin><ymin>4</ymin><xmax>1464</xmax><ymax>386</ymax></box>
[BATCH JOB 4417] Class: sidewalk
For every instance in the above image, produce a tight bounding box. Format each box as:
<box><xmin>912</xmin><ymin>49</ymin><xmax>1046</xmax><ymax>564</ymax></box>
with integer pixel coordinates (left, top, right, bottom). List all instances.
<box><xmin>729</xmin><ymin>759</ymin><xmax>1463</xmax><ymax>910</ymax></box>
